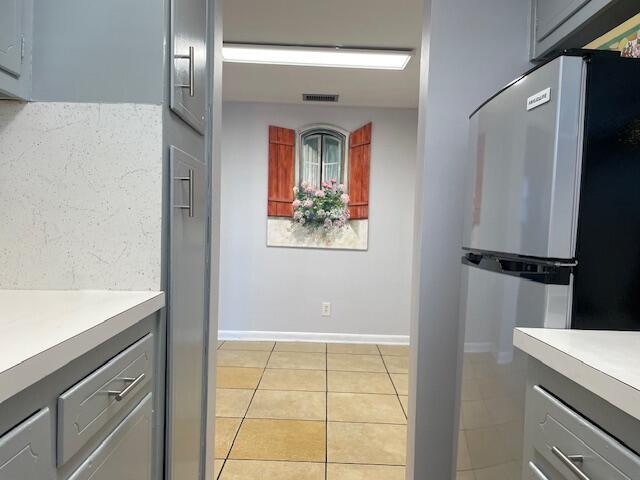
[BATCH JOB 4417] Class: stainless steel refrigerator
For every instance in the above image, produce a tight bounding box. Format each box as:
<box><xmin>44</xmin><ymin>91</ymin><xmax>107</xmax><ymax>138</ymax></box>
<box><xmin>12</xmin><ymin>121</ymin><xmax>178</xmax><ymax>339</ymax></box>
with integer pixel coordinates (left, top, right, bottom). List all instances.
<box><xmin>457</xmin><ymin>50</ymin><xmax>640</xmax><ymax>479</ymax></box>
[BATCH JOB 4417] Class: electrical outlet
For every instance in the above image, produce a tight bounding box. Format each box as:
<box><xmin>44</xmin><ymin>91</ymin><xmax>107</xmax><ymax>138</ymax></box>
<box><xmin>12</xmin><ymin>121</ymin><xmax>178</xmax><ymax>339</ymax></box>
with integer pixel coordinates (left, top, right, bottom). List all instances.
<box><xmin>321</xmin><ymin>302</ymin><xmax>331</xmax><ymax>317</ymax></box>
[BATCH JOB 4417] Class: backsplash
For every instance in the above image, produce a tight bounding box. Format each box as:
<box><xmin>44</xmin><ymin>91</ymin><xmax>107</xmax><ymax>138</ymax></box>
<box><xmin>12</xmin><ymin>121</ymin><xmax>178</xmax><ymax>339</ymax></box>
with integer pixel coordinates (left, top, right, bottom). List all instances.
<box><xmin>0</xmin><ymin>102</ymin><xmax>162</xmax><ymax>290</ymax></box>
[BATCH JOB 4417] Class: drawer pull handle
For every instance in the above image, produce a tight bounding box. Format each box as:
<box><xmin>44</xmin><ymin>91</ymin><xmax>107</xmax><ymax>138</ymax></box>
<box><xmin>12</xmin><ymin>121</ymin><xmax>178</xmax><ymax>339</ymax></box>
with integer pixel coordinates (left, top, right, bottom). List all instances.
<box><xmin>106</xmin><ymin>373</ymin><xmax>146</xmax><ymax>402</ymax></box>
<box><xmin>552</xmin><ymin>446</ymin><xmax>590</xmax><ymax>480</ymax></box>
<box><xmin>174</xmin><ymin>46</ymin><xmax>195</xmax><ymax>97</ymax></box>
<box><xmin>528</xmin><ymin>461</ymin><xmax>551</xmax><ymax>480</ymax></box>
<box><xmin>174</xmin><ymin>169</ymin><xmax>194</xmax><ymax>217</ymax></box>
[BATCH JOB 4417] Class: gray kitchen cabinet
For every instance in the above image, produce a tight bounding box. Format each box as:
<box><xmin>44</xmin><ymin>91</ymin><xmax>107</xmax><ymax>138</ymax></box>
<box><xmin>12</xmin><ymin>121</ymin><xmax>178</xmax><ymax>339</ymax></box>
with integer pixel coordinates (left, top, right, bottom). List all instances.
<box><xmin>0</xmin><ymin>0</ymin><xmax>23</xmax><ymax>76</ymax></box>
<box><xmin>166</xmin><ymin>146</ymin><xmax>207</xmax><ymax>480</ymax></box>
<box><xmin>0</xmin><ymin>409</ymin><xmax>53</xmax><ymax>479</ymax></box>
<box><xmin>0</xmin><ymin>0</ymin><xmax>31</xmax><ymax>99</ymax></box>
<box><xmin>57</xmin><ymin>334</ymin><xmax>154</xmax><ymax>465</ymax></box>
<box><xmin>0</xmin><ymin>314</ymin><xmax>161</xmax><ymax>480</ymax></box>
<box><xmin>530</xmin><ymin>0</ymin><xmax>640</xmax><ymax>59</ymax></box>
<box><xmin>67</xmin><ymin>394</ymin><xmax>153</xmax><ymax>480</ymax></box>
<box><xmin>533</xmin><ymin>0</ymin><xmax>591</xmax><ymax>44</ymax></box>
<box><xmin>524</xmin><ymin>385</ymin><xmax>640</xmax><ymax>479</ymax></box>
<box><xmin>522</xmin><ymin>359</ymin><xmax>640</xmax><ymax>480</ymax></box>
<box><xmin>171</xmin><ymin>0</ymin><xmax>207</xmax><ymax>134</ymax></box>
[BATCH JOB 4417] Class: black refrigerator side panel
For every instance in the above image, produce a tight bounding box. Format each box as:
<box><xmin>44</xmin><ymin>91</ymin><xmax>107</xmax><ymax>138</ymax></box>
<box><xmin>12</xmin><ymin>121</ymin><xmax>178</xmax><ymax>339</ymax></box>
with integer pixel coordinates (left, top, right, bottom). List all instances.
<box><xmin>573</xmin><ymin>55</ymin><xmax>640</xmax><ymax>331</ymax></box>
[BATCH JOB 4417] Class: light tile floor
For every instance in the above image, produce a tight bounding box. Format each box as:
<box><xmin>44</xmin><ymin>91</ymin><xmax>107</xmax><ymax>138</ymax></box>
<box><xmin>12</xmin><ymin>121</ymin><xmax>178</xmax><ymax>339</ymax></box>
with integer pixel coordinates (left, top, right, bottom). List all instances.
<box><xmin>214</xmin><ymin>340</ymin><xmax>409</xmax><ymax>479</ymax></box>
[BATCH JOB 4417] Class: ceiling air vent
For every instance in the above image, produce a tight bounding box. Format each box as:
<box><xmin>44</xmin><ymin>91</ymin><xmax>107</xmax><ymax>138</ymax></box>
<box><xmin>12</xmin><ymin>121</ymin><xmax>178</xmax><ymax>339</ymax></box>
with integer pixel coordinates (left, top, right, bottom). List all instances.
<box><xmin>302</xmin><ymin>93</ymin><xmax>339</xmax><ymax>103</ymax></box>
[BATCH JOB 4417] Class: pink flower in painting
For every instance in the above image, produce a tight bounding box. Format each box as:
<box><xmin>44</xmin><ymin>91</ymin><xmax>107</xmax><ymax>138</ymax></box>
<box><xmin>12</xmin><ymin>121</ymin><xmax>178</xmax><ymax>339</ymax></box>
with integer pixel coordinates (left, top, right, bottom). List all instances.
<box><xmin>291</xmin><ymin>177</ymin><xmax>349</xmax><ymax>231</ymax></box>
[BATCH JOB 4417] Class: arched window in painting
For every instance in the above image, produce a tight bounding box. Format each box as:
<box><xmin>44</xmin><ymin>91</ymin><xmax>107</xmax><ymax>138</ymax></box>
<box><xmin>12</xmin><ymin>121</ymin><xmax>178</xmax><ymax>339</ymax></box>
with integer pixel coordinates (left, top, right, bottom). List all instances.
<box><xmin>300</xmin><ymin>129</ymin><xmax>346</xmax><ymax>188</ymax></box>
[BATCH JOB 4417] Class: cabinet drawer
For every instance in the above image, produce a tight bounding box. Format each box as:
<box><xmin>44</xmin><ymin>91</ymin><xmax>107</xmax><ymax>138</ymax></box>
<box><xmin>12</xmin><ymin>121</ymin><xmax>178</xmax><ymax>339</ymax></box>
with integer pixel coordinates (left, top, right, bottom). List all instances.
<box><xmin>526</xmin><ymin>385</ymin><xmax>640</xmax><ymax>479</ymax></box>
<box><xmin>67</xmin><ymin>393</ymin><xmax>153</xmax><ymax>480</ymax></box>
<box><xmin>0</xmin><ymin>408</ymin><xmax>53</xmax><ymax>479</ymax></box>
<box><xmin>57</xmin><ymin>334</ymin><xmax>153</xmax><ymax>465</ymax></box>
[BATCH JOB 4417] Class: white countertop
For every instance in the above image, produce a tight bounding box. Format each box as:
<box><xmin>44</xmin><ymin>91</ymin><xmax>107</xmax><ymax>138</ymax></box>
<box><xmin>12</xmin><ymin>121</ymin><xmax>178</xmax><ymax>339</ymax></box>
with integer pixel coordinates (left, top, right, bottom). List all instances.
<box><xmin>514</xmin><ymin>327</ymin><xmax>640</xmax><ymax>421</ymax></box>
<box><xmin>0</xmin><ymin>290</ymin><xmax>165</xmax><ymax>404</ymax></box>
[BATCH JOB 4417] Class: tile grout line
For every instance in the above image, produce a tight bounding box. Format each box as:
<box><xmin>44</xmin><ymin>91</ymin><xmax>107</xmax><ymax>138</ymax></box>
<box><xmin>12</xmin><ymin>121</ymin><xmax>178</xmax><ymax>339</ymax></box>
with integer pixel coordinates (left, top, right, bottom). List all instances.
<box><xmin>217</xmin><ymin>415</ymin><xmax>407</xmax><ymax>427</ymax></box>
<box><xmin>325</xmin><ymin>344</ymin><xmax>328</xmax><ymax>480</ymax></box>
<box><xmin>378</xmin><ymin>345</ymin><xmax>407</xmax><ymax>420</ymax></box>
<box><xmin>216</xmin><ymin>342</ymin><xmax>410</xmax><ymax>476</ymax></box>
<box><xmin>223</xmin><ymin>346</ymin><xmax>405</xmax><ymax>356</ymax></box>
<box><xmin>217</xmin><ymin>342</ymin><xmax>277</xmax><ymax>479</ymax></box>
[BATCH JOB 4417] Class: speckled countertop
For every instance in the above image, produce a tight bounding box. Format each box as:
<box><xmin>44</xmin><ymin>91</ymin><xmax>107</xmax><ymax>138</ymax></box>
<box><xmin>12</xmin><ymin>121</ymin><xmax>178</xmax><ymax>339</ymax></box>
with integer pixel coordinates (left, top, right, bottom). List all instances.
<box><xmin>514</xmin><ymin>327</ymin><xmax>640</xmax><ymax>421</ymax></box>
<box><xmin>0</xmin><ymin>289</ymin><xmax>164</xmax><ymax>403</ymax></box>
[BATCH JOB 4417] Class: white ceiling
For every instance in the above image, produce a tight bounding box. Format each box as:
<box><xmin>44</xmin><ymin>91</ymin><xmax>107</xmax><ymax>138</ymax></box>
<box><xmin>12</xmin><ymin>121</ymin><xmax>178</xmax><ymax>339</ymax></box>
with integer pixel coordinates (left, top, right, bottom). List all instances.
<box><xmin>222</xmin><ymin>0</ymin><xmax>423</xmax><ymax>108</ymax></box>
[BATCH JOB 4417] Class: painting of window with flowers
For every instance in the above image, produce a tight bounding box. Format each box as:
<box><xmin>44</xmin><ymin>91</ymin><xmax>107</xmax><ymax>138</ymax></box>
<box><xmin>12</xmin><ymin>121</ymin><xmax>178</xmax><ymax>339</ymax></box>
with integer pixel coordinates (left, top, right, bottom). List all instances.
<box><xmin>266</xmin><ymin>122</ymin><xmax>371</xmax><ymax>250</ymax></box>
<box><xmin>585</xmin><ymin>12</ymin><xmax>640</xmax><ymax>58</ymax></box>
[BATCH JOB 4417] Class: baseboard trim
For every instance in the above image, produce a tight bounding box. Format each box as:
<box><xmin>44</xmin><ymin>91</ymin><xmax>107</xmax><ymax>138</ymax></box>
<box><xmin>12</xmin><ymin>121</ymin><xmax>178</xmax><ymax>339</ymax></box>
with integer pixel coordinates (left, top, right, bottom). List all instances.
<box><xmin>218</xmin><ymin>330</ymin><xmax>409</xmax><ymax>345</ymax></box>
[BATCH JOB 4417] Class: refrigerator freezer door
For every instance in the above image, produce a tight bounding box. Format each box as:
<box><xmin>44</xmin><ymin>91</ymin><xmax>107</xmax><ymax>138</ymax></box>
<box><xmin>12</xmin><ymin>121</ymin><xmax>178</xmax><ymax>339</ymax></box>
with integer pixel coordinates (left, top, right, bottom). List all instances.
<box><xmin>463</xmin><ymin>56</ymin><xmax>585</xmax><ymax>259</ymax></box>
<box><xmin>458</xmin><ymin>262</ymin><xmax>571</xmax><ymax>479</ymax></box>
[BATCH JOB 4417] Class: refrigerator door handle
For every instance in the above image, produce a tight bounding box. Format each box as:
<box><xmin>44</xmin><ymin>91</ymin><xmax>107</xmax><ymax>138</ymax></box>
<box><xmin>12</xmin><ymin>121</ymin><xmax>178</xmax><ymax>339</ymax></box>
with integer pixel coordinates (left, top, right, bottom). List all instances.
<box><xmin>461</xmin><ymin>253</ymin><xmax>572</xmax><ymax>285</ymax></box>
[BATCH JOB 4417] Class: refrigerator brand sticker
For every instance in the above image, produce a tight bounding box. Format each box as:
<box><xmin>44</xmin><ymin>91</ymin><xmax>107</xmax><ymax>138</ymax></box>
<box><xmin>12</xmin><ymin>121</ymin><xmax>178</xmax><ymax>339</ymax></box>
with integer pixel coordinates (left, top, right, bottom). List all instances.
<box><xmin>526</xmin><ymin>88</ymin><xmax>551</xmax><ymax>111</ymax></box>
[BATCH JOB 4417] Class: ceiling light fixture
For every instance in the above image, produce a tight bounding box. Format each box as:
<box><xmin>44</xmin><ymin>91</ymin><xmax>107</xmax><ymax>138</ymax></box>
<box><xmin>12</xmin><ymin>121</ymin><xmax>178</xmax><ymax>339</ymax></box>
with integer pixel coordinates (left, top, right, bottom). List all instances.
<box><xmin>222</xmin><ymin>43</ymin><xmax>413</xmax><ymax>70</ymax></box>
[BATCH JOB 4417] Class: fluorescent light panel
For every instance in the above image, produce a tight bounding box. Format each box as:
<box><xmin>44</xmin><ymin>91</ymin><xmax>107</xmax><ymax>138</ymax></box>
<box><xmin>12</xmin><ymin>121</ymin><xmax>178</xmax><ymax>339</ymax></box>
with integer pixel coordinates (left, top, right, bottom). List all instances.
<box><xmin>222</xmin><ymin>43</ymin><xmax>412</xmax><ymax>70</ymax></box>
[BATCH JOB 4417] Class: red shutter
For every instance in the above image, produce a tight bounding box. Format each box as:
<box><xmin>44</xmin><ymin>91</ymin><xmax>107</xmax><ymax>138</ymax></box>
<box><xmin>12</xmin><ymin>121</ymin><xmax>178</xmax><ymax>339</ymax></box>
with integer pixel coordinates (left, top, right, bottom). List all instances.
<box><xmin>348</xmin><ymin>122</ymin><xmax>372</xmax><ymax>220</ymax></box>
<box><xmin>267</xmin><ymin>126</ymin><xmax>295</xmax><ymax>217</ymax></box>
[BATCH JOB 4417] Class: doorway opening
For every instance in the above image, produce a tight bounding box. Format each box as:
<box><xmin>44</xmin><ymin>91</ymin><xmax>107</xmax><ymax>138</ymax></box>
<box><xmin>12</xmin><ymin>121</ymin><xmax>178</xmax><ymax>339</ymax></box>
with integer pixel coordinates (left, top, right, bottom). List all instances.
<box><xmin>212</xmin><ymin>1</ymin><xmax>422</xmax><ymax>478</ymax></box>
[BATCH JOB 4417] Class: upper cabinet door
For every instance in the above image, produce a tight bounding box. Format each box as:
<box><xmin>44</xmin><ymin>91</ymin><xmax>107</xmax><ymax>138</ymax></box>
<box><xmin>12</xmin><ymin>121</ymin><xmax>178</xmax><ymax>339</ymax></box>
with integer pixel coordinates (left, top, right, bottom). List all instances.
<box><xmin>171</xmin><ymin>0</ymin><xmax>207</xmax><ymax>134</ymax></box>
<box><xmin>0</xmin><ymin>0</ymin><xmax>23</xmax><ymax>77</ymax></box>
<box><xmin>534</xmin><ymin>0</ymin><xmax>591</xmax><ymax>43</ymax></box>
<box><xmin>530</xmin><ymin>0</ymin><xmax>638</xmax><ymax>59</ymax></box>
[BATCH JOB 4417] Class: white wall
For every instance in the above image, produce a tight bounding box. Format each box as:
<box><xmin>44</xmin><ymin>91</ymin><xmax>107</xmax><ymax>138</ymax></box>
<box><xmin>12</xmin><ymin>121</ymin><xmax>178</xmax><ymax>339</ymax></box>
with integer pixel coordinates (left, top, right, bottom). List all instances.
<box><xmin>220</xmin><ymin>101</ymin><xmax>417</xmax><ymax>338</ymax></box>
<box><xmin>0</xmin><ymin>102</ymin><xmax>162</xmax><ymax>290</ymax></box>
<box><xmin>407</xmin><ymin>0</ymin><xmax>532</xmax><ymax>478</ymax></box>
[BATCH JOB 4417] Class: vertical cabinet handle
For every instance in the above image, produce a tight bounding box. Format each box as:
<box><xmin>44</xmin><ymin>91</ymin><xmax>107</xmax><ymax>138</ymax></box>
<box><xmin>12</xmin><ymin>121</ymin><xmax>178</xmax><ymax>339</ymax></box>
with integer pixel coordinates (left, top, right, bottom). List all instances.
<box><xmin>174</xmin><ymin>169</ymin><xmax>194</xmax><ymax>217</ymax></box>
<box><xmin>174</xmin><ymin>46</ymin><xmax>195</xmax><ymax>97</ymax></box>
